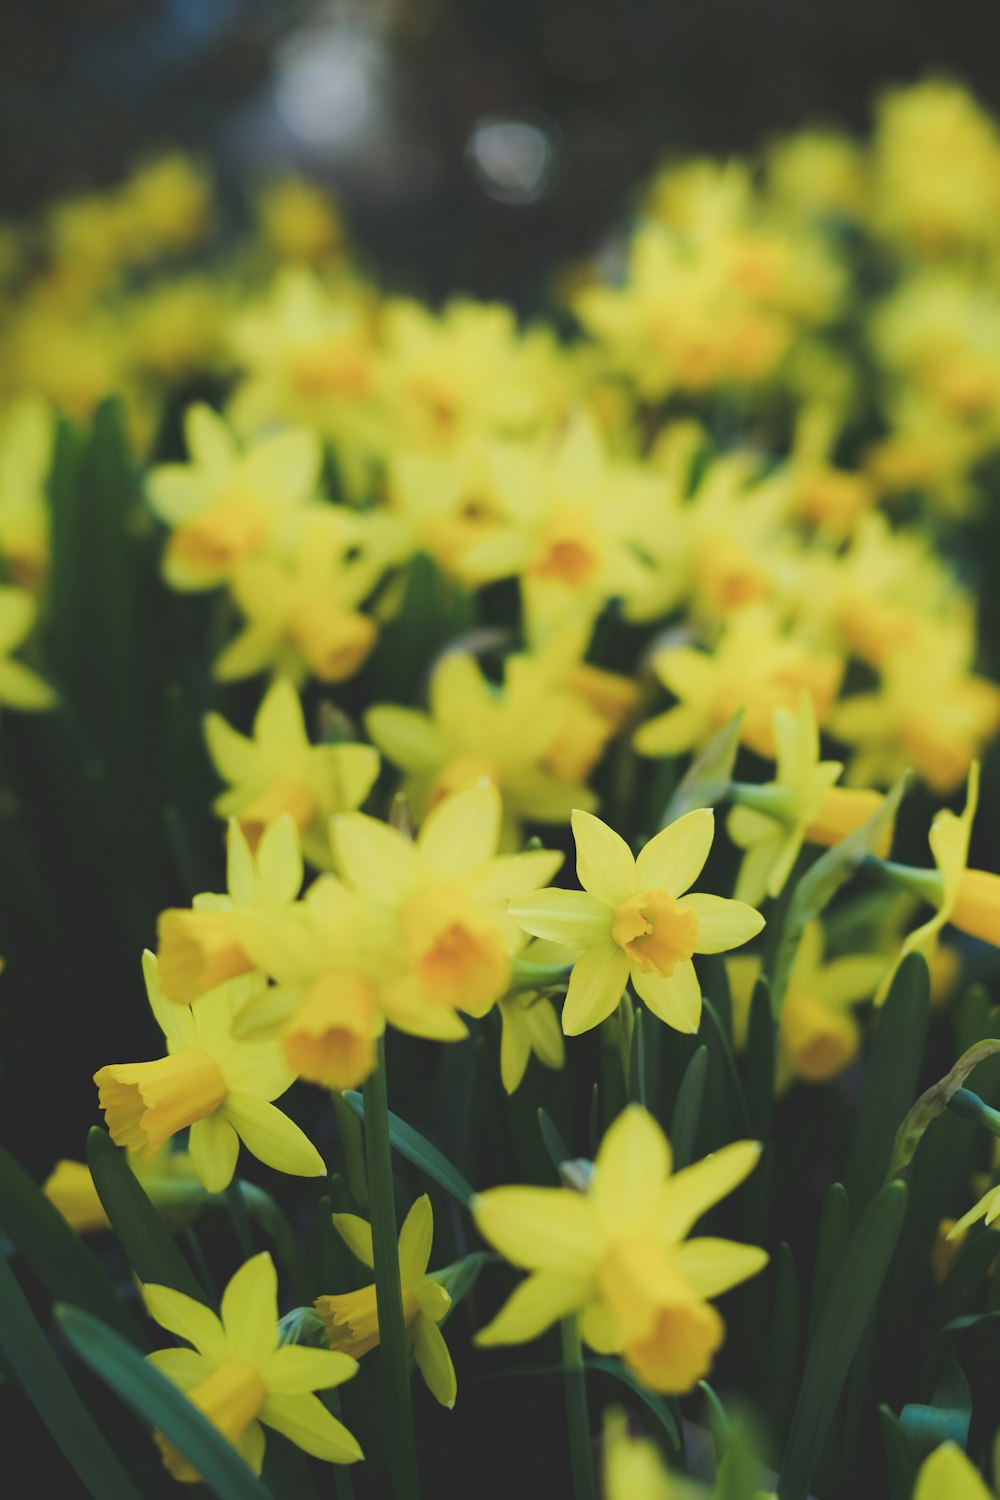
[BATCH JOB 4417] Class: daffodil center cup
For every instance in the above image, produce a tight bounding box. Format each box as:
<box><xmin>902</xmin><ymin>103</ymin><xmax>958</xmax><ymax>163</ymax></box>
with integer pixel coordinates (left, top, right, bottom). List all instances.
<box><xmin>156</xmin><ymin>1360</ymin><xmax>266</xmax><ymax>1482</ymax></box>
<box><xmin>611</xmin><ymin>889</ymin><xmax>698</xmax><ymax>976</ymax></box>
<box><xmin>95</xmin><ymin>1049</ymin><xmax>227</xmax><ymax>1159</ymax></box>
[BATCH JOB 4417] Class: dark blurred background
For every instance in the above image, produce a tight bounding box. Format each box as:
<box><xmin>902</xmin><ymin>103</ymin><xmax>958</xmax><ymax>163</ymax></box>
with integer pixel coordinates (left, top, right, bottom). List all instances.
<box><xmin>2</xmin><ymin>0</ymin><xmax>999</xmax><ymax>308</ymax></box>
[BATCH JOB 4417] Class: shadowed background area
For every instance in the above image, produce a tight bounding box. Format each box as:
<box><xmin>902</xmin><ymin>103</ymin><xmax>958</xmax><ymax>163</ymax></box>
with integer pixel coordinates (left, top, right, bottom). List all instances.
<box><xmin>3</xmin><ymin>0</ymin><xmax>999</xmax><ymax>310</ymax></box>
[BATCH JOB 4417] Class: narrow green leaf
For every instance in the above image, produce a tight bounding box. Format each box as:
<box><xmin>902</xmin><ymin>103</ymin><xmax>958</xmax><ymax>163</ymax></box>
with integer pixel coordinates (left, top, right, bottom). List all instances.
<box><xmin>0</xmin><ymin>1258</ymin><xmax>142</xmax><ymax>1500</ymax></box>
<box><xmin>765</xmin><ymin>1243</ymin><xmax>800</xmax><ymax>1447</ymax></box>
<box><xmin>587</xmin><ymin>1357</ymin><xmax>681</xmax><ymax>1449</ymax></box>
<box><xmin>431</xmin><ymin>1251</ymin><xmax>498</xmax><ymax>1318</ymax></box>
<box><xmin>57</xmin><ymin>1304</ymin><xmax>275</xmax><ymax>1500</ymax></box>
<box><xmin>745</xmin><ymin>977</ymin><xmax>775</xmax><ymax>1140</ymax></box>
<box><xmin>629</xmin><ymin>1005</ymin><xmax>647</xmax><ymax>1106</ymax></box>
<box><xmin>778</xmin><ymin>1180</ymin><xmax>907</xmax><ymax>1500</ymax></box>
<box><xmin>670</xmin><ymin>1046</ymin><xmax>708</xmax><ymax>1170</ymax></box>
<box><xmin>878</xmin><ymin>1406</ymin><xmax>918</xmax><ymax>1500</ymax></box>
<box><xmin>939</xmin><ymin>1228</ymin><xmax>1000</xmax><ymax>1323</ymax></box>
<box><xmin>770</xmin><ymin>776</ymin><xmax>908</xmax><ymax>1013</ymax></box>
<box><xmin>86</xmin><ymin>1128</ymin><xmax>207</xmax><ymax>1304</ymax></box>
<box><xmin>237</xmin><ymin>1183</ymin><xmax>311</xmax><ymax>1301</ymax></box>
<box><xmin>807</xmin><ymin>1183</ymin><xmax>852</xmax><ymax>1345</ymax></box>
<box><xmin>845</xmin><ymin>954</ymin><xmax>930</xmax><ymax>1211</ymax></box>
<box><xmin>702</xmin><ymin>997</ymin><xmax>752</xmax><ymax>1136</ymax></box>
<box><xmin>342</xmin><ymin>1091</ymin><xmax>474</xmax><ymax>1207</ymax></box>
<box><xmin>0</xmin><ymin>1143</ymin><xmax>144</xmax><ymax>1345</ymax></box>
<box><xmin>537</xmin><ymin>1108</ymin><xmax>572</xmax><ymax>1173</ymax></box>
<box><xmin>662</xmin><ymin>711</ymin><xmax>743</xmax><ymax>825</ymax></box>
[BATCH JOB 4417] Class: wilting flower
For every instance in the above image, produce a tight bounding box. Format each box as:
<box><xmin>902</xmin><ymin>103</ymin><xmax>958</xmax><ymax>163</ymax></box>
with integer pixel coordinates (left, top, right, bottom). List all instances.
<box><xmin>474</xmin><ymin>1105</ymin><xmax>766</xmax><ymax>1392</ymax></box>
<box><xmin>94</xmin><ymin>952</ymin><xmax>325</xmax><ymax>1192</ymax></box>
<box><xmin>316</xmin><ymin>1194</ymin><xmax>456</xmax><ymax>1408</ymax></box>
<box><xmin>511</xmin><ymin>808</ymin><xmax>763</xmax><ymax>1035</ymax></box>
<box><xmin>145</xmin><ymin>1252</ymin><xmax>361</xmax><ymax>1480</ymax></box>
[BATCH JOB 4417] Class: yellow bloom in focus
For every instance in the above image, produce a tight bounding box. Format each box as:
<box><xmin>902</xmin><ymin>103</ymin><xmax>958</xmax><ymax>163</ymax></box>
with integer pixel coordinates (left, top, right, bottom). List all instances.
<box><xmin>0</xmin><ymin>395</ymin><xmax>53</xmax><ymax>587</ymax></box>
<box><xmin>145</xmin><ymin>1252</ymin><xmax>361</xmax><ymax>1480</ymax></box>
<box><xmin>511</xmin><ymin>808</ymin><xmax>763</xmax><ymax>1036</ymax></box>
<box><xmin>214</xmin><ymin>507</ymin><xmax>383</xmax><ymax>686</ymax></box>
<box><xmin>204</xmin><ymin>678</ymin><xmax>380</xmax><ymax>867</ymax></box>
<box><xmin>0</xmin><ymin>585</ymin><xmax>57</xmax><ymax>711</ymax></box>
<box><xmin>157</xmin><ymin>815</ymin><xmax>303</xmax><ymax>1006</ymax></box>
<box><xmin>498</xmin><ymin>991</ymin><xmax>565</xmax><ymax>1094</ymax></box>
<box><xmin>94</xmin><ymin>952</ymin><xmax>325</xmax><ymax>1192</ymax></box>
<box><xmin>474</xmin><ymin>1105</ymin><xmax>767</xmax><ymax>1393</ymax></box>
<box><xmin>316</xmin><ymin>1194</ymin><xmax>457</xmax><ymax>1408</ymax></box>
<box><xmin>912</xmin><ymin>1444</ymin><xmax>994</xmax><ymax>1500</ymax></box>
<box><xmin>147</xmin><ymin>404</ymin><xmax>320</xmax><ymax>591</ymax></box>
<box><xmin>44</xmin><ymin>1146</ymin><xmax>203</xmax><ymax>1234</ymax></box>
<box><xmin>634</xmin><ymin>610</ymin><xmax>843</xmax><ymax>762</ymax></box>
<box><xmin>332</xmin><ymin>780</ymin><xmax>563</xmax><ymax>1019</ymax></box>
<box><xmin>727</xmin><ymin>694</ymin><xmax>889</xmax><ymax>906</ymax></box>
<box><xmin>875</xmin><ymin>762</ymin><xmax>999</xmax><ymax>1003</ymax></box>
<box><xmin>728</xmin><ymin>921</ymin><xmax>885</xmax><ymax>1090</ymax></box>
<box><xmin>366</xmin><ymin>642</ymin><xmax>599</xmax><ymax>832</ymax></box>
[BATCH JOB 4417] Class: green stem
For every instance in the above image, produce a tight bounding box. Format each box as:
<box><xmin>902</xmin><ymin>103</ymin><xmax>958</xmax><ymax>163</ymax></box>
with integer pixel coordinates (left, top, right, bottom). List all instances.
<box><xmin>363</xmin><ymin>1037</ymin><xmax>421</xmax><ymax>1500</ymax></box>
<box><xmin>225</xmin><ymin>1180</ymin><xmax>255</xmax><ymax>1260</ymax></box>
<box><xmin>561</xmin><ymin>1317</ymin><xmax>597</xmax><ymax>1500</ymax></box>
<box><xmin>865</xmin><ymin>856</ymin><xmax>944</xmax><ymax>907</ymax></box>
<box><xmin>182</xmin><ymin>1226</ymin><xmax>218</xmax><ymax>1303</ymax></box>
<box><xmin>322</xmin><ymin>1389</ymin><xmax>357</xmax><ymax>1500</ymax></box>
<box><xmin>333</xmin><ymin>1091</ymin><xmax>369</xmax><ymax>1209</ymax></box>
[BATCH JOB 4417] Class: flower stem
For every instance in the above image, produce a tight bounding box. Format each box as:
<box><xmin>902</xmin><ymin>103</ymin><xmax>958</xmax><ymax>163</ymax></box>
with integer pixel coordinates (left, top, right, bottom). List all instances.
<box><xmin>225</xmin><ymin>1179</ymin><xmax>255</xmax><ymax>1260</ymax></box>
<box><xmin>560</xmin><ymin>1317</ymin><xmax>597</xmax><ymax>1500</ymax></box>
<box><xmin>948</xmin><ymin>1086</ymin><xmax>1000</xmax><ymax>1137</ymax></box>
<box><xmin>363</xmin><ymin>1037</ymin><xmax>421</xmax><ymax>1500</ymax></box>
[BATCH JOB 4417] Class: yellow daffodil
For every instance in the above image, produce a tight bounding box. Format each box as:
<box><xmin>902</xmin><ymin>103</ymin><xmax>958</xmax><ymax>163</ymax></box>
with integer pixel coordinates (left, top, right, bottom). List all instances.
<box><xmin>204</xmin><ymin>678</ymin><xmax>380</xmax><ymax>866</ymax></box>
<box><xmin>727</xmin><ymin>694</ymin><xmax>889</xmax><ymax>906</ymax></box>
<box><xmin>912</xmin><ymin>1444</ymin><xmax>994</xmax><ymax>1500</ymax></box>
<box><xmin>147</xmin><ymin>404</ymin><xmax>321</xmax><ymax>591</ymax></box>
<box><xmin>121</xmin><ymin>154</ymin><xmax>214</xmax><ymax>258</ymax></box>
<box><xmin>256</xmin><ymin>179</ymin><xmax>346</xmax><ymax>266</ymax></box>
<box><xmin>316</xmin><ymin>1194</ymin><xmax>457</xmax><ymax>1408</ymax></box>
<box><xmin>0</xmin><ymin>585</ymin><xmax>57</xmax><ymax>710</ymax></box>
<box><xmin>0</xmin><ymin>395</ymin><xmax>53</xmax><ymax>587</ymax></box>
<box><xmin>511</xmin><ymin>808</ymin><xmax>763</xmax><ymax>1036</ymax></box>
<box><xmin>145</xmin><ymin>1251</ymin><xmax>361</xmax><ymax>1480</ymax></box>
<box><xmin>366</xmin><ymin>643</ymin><xmax>599</xmax><ymax>832</ymax></box>
<box><xmin>214</xmin><ymin>507</ymin><xmax>383</xmax><ymax>686</ymax></box>
<box><xmin>94</xmin><ymin>952</ymin><xmax>325</xmax><ymax>1192</ymax></box>
<box><xmin>157</xmin><ymin>815</ymin><xmax>303</xmax><ymax>1006</ymax></box>
<box><xmin>874</xmin><ymin>761</ymin><xmax>1000</xmax><ymax>1001</ymax></box>
<box><xmin>603</xmin><ymin>1409</ymin><xmax>697</xmax><ymax>1499</ymax></box>
<box><xmin>332</xmin><ymin>780</ymin><xmax>562</xmax><ymax>1020</ymax></box>
<box><xmin>44</xmin><ymin>1146</ymin><xmax>203</xmax><ymax>1234</ymax></box>
<box><xmin>634</xmin><ymin>609</ymin><xmax>843</xmax><ymax>762</ymax></box>
<box><xmin>498</xmin><ymin>991</ymin><xmax>565</xmax><ymax>1094</ymax></box>
<box><xmin>474</xmin><ymin>1105</ymin><xmax>767</xmax><ymax>1392</ymax></box>
<box><xmin>728</xmin><ymin>921</ymin><xmax>885</xmax><ymax>1089</ymax></box>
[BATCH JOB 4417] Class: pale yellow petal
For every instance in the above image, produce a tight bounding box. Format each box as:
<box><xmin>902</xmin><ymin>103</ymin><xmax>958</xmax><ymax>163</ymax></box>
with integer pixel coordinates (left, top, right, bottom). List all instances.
<box><xmin>222</xmin><ymin>1094</ymin><xmax>326</xmax><ymax>1177</ymax></box>
<box><xmin>264</xmin><ymin>1345</ymin><xmax>358</xmax><ymax>1394</ymax></box>
<box><xmin>398</xmin><ymin>1194</ymin><xmax>434</xmax><ymax>1285</ymax></box>
<box><xmin>670</xmin><ymin>1238</ymin><xmax>768</xmax><ymax>1298</ymax></box>
<box><xmin>260</xmin><ymin>1391</ymin><xmax>363</xmax><ymax>1463</ymax></box>
<box><xmin>660</xmin><ymin>1141</ymin><xmax>763</xmax><ymax>1243</ymax></box>
<box><xmin>333</xmin><ymin>1212</ymin><xmax>375</xmax><ymax>1269</ymax></box>
<box><xmin>631</xmin><ymin>960</ymin><xmax>701</xmax><ymax>1033</ymax></box>
<box><xmin>561</xmin><ymin>943</ymin><xmax>631</xmax><ymax>1036</ymax></box>
<box><xmin>508</xmin><ymin>888</ymin><xmax>612</xmax><ymax>948</ymax></box>
<box><xmin>592</xmin><ymin>1106</ymin><xmax>671</xmax><ymax>1233</ymax></box>
<box><xmin>188</xmin><ymin>1113</ymin><xmax>240</xmax><ymax>1193</ymax></box>
<box><xmin>678</xmin><ymin>893</ymin><xmax>765</xmax><ymax>954</ymax></box>
<box><xmin>472</xmin><ymin>1187</ymin><xmax>602</xmax><ymax>1274</ymax></box>
<box><xmin>141</xmin><ymin>1284</ymin><xmax>225</xmax><ymax>1358</ymax></box>
<box><xmin>635</xmin><ymin>809</ymin><xmax>715</xmax><ymax>897</ymax></box>
<box><xmin>419</xmin><ymin>781</ymin><xmax>501</xmax><ymax>877</ymax></box>
<box><xmin>474</xmin><ymin>1273</ymin><xmax>590</xmax><ymax>1346</ymax></box>
<box><xmin>412</xmin><ymin>1314</ymin><xmax>457</xmax><ymax>1408</ymax></box>
<box><xmin>571</xmin><ymin>809</ymin><xmax>636</xmax><ymax>904</ymax></box>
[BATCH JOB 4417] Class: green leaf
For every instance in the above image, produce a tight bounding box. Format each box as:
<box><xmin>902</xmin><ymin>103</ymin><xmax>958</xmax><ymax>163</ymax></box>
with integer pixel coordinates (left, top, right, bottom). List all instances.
<box><xmin>770</xmin><ymin>775</ymin><xmax>908</xmax><ymax>1014</ymax></box>
<box><xmin>899</xmin><ymin>1355</ymin><xmax>971</xmax><ymax>1457</ymax></box>
<box><xmin>341</xmin><ymin>1090</ymin><xmax>475</xmax><ymax>1207</ymax></box>
<box><xmin>537</xmin><ymin>1108</ymin><xmax>572</xmax><ymax>1173</ymax></box>
<box><xmin>0</xmin><ymin>1258</ymin><xmax>142</xmax><ymax>1500</ymax></box>
<box><xmin>744</xmin><ymin>976</ymin><xmax>776</xmax><ymax>1141</ymax></box>
<box><xmin>56</xmin><ymin>1305</ymin><xmax>276</xmax><ymax>1500</ymax></box>
<box><xmin>237</xmin><ymin>1183</ymin><xmax>311</xmax><ymax>1301</ymax></box>
<box><xmin>845</xmin><ymin>954</ymin><xmax>930</xmax><ymax>1211</ymax></box>
<box><xmin>629</xmin><ymin>1005</ymin><xmax>647</xmax><ymax>1106</ymax></box>
<box><xmin>670</xmin><ymin>1046</ymin><xmax>708</xmax><ymax>1170</ymax></box>
<box><xmin>765</xmin><ymin>1242</ymin><xmax>800</xmax><ymax>1448</ymax></box>
<box><xmin>807</xmin><ymin>1183</ymin><xmax>852</xmax><ymax>1345</ymax></box>
<box><xmin>778</xmin><ymin>1179</ymin><xmax>908</xmax><ymax>1500</ymax></box>
<box><xmin>86</xmin><ymin>1128</ymin><xmax>208</xmax><ymax>1304</ymax></box>
<box><xmin>662</xmin><ymin>711</ymin><xmax>743</xmax><ymax>825</ymax></box>
<box><xmin>0</xmin><ymin>1142</ymin><xmax>144</xmax><ymax>1345</ymax></box>
<box><xmin>587</xmin><ymin>1357</ymin><xmax>681</xmax><ymax>1450</ymax></box>
<box><xmin>431</xmin><ymin>1251</ymin><xmax>498</xmax><ymax>1318</ymax></box>
<box><xmin>939</xmin><ymin>1229</ymin><xmax>1000</xmax><ymax>1322</ymax></box>
<box><xmin>878</xmin><ymin>1406</ymin><xmax>918</xmax><ymax>1500</ymax></box>
<box><xmin>701</xmin><ymin>996</ymin><xmax>752</xmax><ymax>1137</ymax></box>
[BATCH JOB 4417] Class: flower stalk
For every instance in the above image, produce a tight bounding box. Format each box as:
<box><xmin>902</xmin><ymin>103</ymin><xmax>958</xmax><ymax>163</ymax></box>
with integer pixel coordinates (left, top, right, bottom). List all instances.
<box><xmin>560</xmin><ymin>1316</ymin><xmax>597</xmax><ymax>1500</ymax></box>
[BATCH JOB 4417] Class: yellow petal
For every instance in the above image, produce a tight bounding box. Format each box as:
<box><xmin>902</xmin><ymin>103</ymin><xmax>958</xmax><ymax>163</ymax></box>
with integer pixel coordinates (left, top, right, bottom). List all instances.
<box><xmin>412</xmin><ymin>1314</ymin><xmax>457</xmax><ymax>1408</ymax></box>
<box><xmin>660</xmin><ymin>1142</ymin><xmax>763</xmax><ymax>1243</ymax></box>
<box><xmin>913</xmin><ymin>1445</ymin><xmax>993</xmax><ymax>1500</ymax></box>
<box><xmin>571</xmin><ymin>810</ymin><xmax>636</xmax><ymax>904</ymax></box>
<box><xmin>670</xmin><ymin>1238</ymin><xmax>768</xmax><ymax>1298</ymax></box>
<box><xmin>398</xmin><ymin>1194</ymin><xmax>434</xmax><ymax>1285</ymax></box>
<box><xmin>365</xmin><ymin>704</ymin><xmax>445</xmax><ymax>774</ymax></box>
<box><xmin>222</xmin><ymin>1094</ymin><xmax>326</xmax><ymax>1177</ymax></box>
<box><xmin>141</xmin><ymin>1284</ymin><xmax>225</xmax><ymax>1358</ymax></box>
<box><xmin>631</xmin><ymin>960</ymin><xmax>701</xmax><ymax>1033</ymax></box>
<box><xmin>473</xmin><ymin>1187</ymin><xmax>602</xmax><ymax>1274</ymax></box>
<box><xmin>264</xmin><ymin>1345</ymin><xmax>358</xmax><ymax>1394</ymax></box>
<box><xmin>474</xmin><ymin>1272</ymin><xmax>591</xmax><ymax>1346</ymax></box>
<box><xmin>188</xmin><ymin>1113</ymin><xmax>240</xmax><ymax>1193</ymax></box>
<box><xmin>331</xmin><ymin>813</ymin><xmax>418</xmax><ymax>901</ymax></box>
<box><xmin>333</xmin><ymin>1212</ymin><xmax>375</xmax><ymax>1269</ymax></box>
<box><xmin>419</xmin><ymin>781</ymin><xmax>501</xmax><ymax>877</ymax></box>
<box><xmin>591</xmin><ymin>1106</ymin><xmax>671</xmax><ymax>1234</ymax></box>
<box><xmin>678</xmin><ymin>893</ymin><xmax>765</xmax><ymax>954</ymax></box>
<box><xmin>146</xmin><ymin>1347</ymin><xmax>207</xmax><ymax>1390</ymax></box>
<box><xmin>635</xmin><ymin>809</ymin><xmax>715</xmax><ymax>897</ymax></box>
<box><xmin>221</xmin><ymin>1252</ymin><xmax>279</xmax><ymax>1361</ymax></box>
<box><xmin>259</xmin><ymin>1391</ymin><xmax>363</xmax><ymax>1464</ymax></box>
<box><xmin>508</xmin><ymin>888</ymin><xmax>612</xmax><ymax>948</ymax></box>
<box><xmin>561</xmin><ymin>943</ymin><xmax>631</xmax><ymax>1036</ymax></box>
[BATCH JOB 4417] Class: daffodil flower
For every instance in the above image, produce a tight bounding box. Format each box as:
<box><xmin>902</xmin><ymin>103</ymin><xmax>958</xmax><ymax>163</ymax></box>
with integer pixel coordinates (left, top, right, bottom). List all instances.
<box><xmin>204</xmin><ymin>677</ymin><xmax>380</xmax><ymax>866</ymax></box>
<box><xmin>0</xmin><ymin>585</ymin><xmax>56</xmax><ymax>710</ymax></box>
<box><xmin>316</xmin><ymin>1194</ymin><xmax>457</xmax><ymax>1408</ymax></box>
<box><xmin>157</xmin><ymin>814</ymin><xmax>303</xmax><ymax>1006</ymax></box>
<box><xmin>497</xmin><ymin>991</ymin><xmax>565</xmax><ymax>1094</ymax></box>
<box><xmin>510</xmin><ymin>808</ymin><xmax>763</xmax><ymax>1035</ymax></box>
<box><xmin>94</xmin><ymin>952</ymin><xmax>325</xmax><ymax>1192</ymax></box>
<box><xmin>876</xmin><ymin>761</ymin><xmax>1000</xmax><ymax>1000</ymax></box>
<box><xmin>144</xmin><ymin>1252</ymin><xmax>361</xmax><ymax>1479</ymax></box>
<box><xmin>727</xmin><ymin>694</ymin><xmax>889</xmax><ymax>905</ymax></box>
<box><xmin>603</xmin><ymin>1408</ymin><xmax>693</xmax><ymax>1500</ymax></box>
<box><xmin>912</xmin><ymin>1444</ymin><xmax>994</xmax><ymax>1500</ymax></box>
<box><xmin>474</xmin><ymin>1105</ymin><xmax>767</xmax><ymax>1393</ymax></box>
